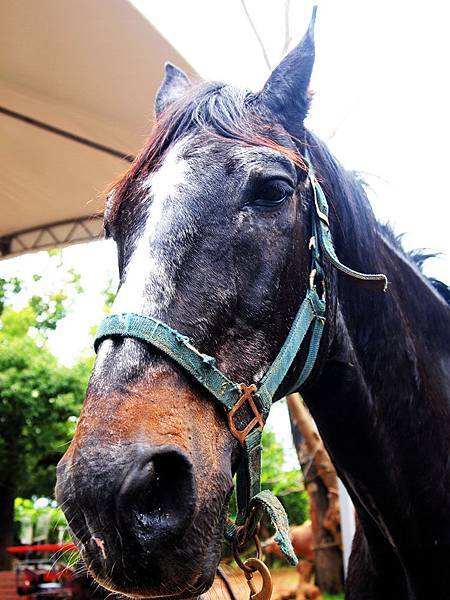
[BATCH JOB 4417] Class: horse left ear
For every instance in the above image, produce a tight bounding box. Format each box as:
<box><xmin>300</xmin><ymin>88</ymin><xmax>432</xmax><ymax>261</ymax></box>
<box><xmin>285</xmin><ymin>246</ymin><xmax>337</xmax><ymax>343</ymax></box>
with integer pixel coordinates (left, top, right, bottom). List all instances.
<box><xmin>258</xmin><ymin>6</ymin><xmax>317</xmax><ymax>127</ymax></box>
<box><xmin>155</xmin><ymin>63</ymin><xmax>191</xmax><ymax>117</ymax></box>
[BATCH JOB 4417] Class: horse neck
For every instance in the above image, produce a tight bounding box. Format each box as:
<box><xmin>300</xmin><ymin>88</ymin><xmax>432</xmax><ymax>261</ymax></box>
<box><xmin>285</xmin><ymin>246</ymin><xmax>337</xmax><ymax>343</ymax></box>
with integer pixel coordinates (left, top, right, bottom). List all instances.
<box><xmin>302</xmin><ymin>141</ymin><xmax>450</xmax><ymax>567</ymax></box>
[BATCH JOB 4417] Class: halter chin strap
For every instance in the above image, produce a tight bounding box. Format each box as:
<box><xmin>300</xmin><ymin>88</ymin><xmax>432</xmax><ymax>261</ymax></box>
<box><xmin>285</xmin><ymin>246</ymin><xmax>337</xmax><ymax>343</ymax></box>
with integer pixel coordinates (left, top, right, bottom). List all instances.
<box><xmin>94</xmin><ymin>153</ymin><xmax>387</xmax><ymax>565</ymax></box>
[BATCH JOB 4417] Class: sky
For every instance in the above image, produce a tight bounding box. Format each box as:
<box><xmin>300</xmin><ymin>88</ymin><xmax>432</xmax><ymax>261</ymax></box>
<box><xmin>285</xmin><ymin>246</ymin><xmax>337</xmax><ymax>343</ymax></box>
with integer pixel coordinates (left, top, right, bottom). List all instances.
<box><xmin>1</xmin><ymin>0</ymin><xmax>449</xmax><ymax>462</ymax></box>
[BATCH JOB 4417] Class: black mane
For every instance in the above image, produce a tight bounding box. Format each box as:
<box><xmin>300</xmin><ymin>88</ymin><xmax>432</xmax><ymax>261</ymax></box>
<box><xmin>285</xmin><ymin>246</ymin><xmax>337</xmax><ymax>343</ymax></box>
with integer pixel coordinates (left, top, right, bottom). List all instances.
<box><xmin>379</xmin><ymin>225</ymin><xmax>450</xmax><ymax>304</ymax></box>
<box><xmin>305</xmin><ymin>132</ymin><xmax>449</xmax><ymax>304</ymax></box>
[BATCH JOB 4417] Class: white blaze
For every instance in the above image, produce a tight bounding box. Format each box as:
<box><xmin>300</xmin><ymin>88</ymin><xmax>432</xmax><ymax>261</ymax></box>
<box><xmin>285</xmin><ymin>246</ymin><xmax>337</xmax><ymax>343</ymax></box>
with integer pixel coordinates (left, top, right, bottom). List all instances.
<box><xmin>111</xmin><ymin>139</ymin><xmax>190</xmax><ymax>316</ymax></box>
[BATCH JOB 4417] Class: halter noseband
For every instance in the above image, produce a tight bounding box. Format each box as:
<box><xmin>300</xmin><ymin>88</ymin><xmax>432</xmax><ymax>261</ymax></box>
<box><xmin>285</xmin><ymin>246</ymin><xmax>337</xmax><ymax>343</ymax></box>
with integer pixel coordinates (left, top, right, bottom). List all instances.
<box><xmin>94</xmin><ymin>153</ymin><xmax>387</xmax><ymax>564</ymax></box>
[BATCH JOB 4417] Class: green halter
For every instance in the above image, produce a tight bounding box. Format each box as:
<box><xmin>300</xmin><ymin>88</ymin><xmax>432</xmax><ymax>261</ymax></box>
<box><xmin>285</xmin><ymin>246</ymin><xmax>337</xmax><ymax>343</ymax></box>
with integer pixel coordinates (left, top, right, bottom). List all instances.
<box><xmin>94</xmin><ymin>154</ymin><xmax>387</xmax><ymax>565</ymax></box>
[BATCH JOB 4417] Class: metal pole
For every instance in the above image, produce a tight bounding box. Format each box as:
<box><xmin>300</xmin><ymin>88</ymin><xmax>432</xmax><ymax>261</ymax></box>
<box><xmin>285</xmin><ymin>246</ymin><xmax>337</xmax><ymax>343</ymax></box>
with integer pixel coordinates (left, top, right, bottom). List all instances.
<box><xmin>338</xmin><ymin>478</ymin><xmax>355</xmax><ymax>577</ymax></box>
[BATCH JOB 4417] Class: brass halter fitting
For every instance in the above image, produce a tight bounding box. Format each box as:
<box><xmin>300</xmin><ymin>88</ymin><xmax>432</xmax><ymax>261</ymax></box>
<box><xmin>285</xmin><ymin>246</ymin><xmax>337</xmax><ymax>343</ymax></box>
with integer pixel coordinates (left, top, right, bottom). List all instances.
<box><xmin>227</xmin><ymin>384</ymin><xmax>265</xmax><ymax>445</ymax></box>
<box><xmin>233</xmin><ymin>531</ymin><xmax>273</xmax><ymax>600</ymax></box>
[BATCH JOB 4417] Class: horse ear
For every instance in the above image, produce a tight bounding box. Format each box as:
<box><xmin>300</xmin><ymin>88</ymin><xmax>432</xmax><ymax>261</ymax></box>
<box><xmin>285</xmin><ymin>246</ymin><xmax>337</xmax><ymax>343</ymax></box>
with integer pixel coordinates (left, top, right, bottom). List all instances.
<box><xmin>155</xmin><ymin>63</ymin><xmax>191</xmax><ymax>116</ymax></box>
<box><xmin>258</xmin><ymin>6</ymin><xmax>317</xmax><ymax>127</ymax></box>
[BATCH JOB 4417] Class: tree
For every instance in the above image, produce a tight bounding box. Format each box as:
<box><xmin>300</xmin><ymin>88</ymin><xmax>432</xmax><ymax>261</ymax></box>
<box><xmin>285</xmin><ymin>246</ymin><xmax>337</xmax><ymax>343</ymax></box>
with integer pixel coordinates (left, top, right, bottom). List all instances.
<box><xmin>0</xmin><ymin>268</ymin><xmax>90</xmax><ymax>569</ymax></box>
<box><xmin>14</xmin><ymin>498</ymin><xmax>69</xmax><ymax>545</ymax></box>
<box><xmin>288</xmin><ymin>393</ymin><xmax>344</xmax><ymax>594</ymax></box>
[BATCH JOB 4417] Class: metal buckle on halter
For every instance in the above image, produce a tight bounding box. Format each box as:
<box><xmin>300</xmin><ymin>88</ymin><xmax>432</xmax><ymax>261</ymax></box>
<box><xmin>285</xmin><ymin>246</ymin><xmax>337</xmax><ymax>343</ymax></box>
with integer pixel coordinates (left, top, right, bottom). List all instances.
<box><xmin>309</xmin><ymin>267</ymin><xmax>326</xmax><ymax>301</ymax></box>
<box><xmin>227</xmin><ymin>384</ymin><xmax>265</xmax><ymax>445</ymax></box>
<box><xmin>309</xmin><ymin>174</ymin><xmax>330</xmax><ymax>226</ymax></box>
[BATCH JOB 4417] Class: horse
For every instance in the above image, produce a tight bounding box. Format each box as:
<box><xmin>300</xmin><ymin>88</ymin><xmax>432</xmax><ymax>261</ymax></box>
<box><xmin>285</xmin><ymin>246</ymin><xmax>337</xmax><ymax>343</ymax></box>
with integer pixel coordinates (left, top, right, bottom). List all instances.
<box><xmin>56</xmin><ymin>10</ymin><xmax>450</xmax><ymax>600</ymax></box>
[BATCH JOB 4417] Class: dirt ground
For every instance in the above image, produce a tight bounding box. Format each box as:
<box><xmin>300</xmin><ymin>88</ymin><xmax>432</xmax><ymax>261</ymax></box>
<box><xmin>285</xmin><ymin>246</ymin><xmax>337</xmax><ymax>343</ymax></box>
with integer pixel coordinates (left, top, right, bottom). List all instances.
<box><xmin>211</xmin><ymin>565</ymin><xmax>299</xmax><ymax>600</ymax></box>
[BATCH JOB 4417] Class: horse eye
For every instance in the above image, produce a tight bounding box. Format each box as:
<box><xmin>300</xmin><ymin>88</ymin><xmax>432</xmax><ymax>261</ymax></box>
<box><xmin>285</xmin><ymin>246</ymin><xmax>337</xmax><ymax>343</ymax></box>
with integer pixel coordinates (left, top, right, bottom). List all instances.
<box><xmin>252</xmin><ymin>179</ymin><xmax>294</xmax><ymax>209</ymax></box>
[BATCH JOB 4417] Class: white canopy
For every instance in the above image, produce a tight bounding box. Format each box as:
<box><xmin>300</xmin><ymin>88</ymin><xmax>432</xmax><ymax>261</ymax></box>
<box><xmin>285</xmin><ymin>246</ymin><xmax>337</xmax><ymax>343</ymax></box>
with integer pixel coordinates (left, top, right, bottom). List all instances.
<box><xmin>0</xmin><ymin>0</ymin><xmax>194</xmax><ymax>258</ymax></box>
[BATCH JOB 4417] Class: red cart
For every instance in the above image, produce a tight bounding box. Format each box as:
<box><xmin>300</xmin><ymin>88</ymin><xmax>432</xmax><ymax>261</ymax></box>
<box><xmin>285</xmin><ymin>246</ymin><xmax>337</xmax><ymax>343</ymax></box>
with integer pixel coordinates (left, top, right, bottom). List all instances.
<box><xmin>7</xmin><ymin>544</ymin><xmax>110</xmax><ymax>599</ymax></box>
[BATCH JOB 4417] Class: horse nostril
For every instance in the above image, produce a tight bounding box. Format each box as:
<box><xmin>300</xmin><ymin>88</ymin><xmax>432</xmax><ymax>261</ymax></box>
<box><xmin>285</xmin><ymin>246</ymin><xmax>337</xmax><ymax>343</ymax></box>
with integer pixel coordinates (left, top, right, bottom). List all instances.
<box><xmin>116</xmin><ymin>445</ymin><xmax>196</xmax><ymax>544</ymax></box>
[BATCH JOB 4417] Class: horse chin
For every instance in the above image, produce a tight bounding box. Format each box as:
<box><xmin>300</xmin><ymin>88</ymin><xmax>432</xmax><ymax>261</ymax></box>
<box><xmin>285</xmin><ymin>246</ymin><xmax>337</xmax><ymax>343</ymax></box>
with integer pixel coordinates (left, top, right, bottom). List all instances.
<box><xmin>76</xmin><ymin>503</ymin><xmax>226</xmax><ymax>600</ymax></box>
<box><xmin>86</xmin><ymin>550</ymin><xmax>219</xmax><ymax>600</ymax></box>
<box><xmin>88</xmin><ymin>570</ymin><xmax>216</xmax><ymax>600</ymax></box>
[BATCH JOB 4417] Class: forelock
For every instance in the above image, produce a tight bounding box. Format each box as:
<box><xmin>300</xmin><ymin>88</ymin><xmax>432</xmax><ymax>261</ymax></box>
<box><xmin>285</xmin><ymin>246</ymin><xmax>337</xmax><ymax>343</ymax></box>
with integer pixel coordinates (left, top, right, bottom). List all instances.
<box><xmin>106</xmin><ymin>81</ymin><xmax>307</xmax><ymax>221</ymax></box>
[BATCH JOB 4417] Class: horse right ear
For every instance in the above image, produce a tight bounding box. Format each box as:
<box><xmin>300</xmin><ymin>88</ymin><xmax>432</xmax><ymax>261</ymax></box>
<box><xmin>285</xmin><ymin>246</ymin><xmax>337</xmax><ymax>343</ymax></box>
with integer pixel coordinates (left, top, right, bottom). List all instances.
<box><xmin>258</xmin><ymin>6</ymin><xmax>317</xmax><ymax>130</ymax></box>
<box><xmin>155</xmin><ymin>63</ymin><xmax>191</xmax><ymax>117</ymax></box>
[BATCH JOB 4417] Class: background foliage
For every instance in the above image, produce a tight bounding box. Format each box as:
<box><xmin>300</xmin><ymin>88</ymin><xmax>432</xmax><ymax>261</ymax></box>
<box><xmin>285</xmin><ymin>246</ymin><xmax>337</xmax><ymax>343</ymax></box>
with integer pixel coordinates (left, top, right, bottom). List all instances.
<box><xmin>0</xmin><ymin>254</ymin><xmax>91</xmax><ymax>567</ymax></box>
<box><xmin>14</xmin><ymin>498</ymin><xmax>69</xmax><ymax>544</ymax></box>
<box><xmin>0</xmin><ymin>258</ymin><xmax>91</xmax><ymax>498</ymax></box>
<box><xmin>260</xmin><ymin>429</ymin><xmax>309</xmax><ymax>526</ymax></box>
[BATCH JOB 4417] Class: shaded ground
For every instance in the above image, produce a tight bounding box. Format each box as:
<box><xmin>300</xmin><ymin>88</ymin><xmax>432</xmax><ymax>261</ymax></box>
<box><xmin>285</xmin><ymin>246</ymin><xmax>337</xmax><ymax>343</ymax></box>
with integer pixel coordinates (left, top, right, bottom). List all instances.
<box><xmin>212</xmin><ymin>565</ymin><xmax>299</xmax><ymax>600</ymax></box>
<box><xmin>212</xmin><ymin>565</ymin><xmax>344</xmax><ymax>600</ymax></box>
<box><xmin>0</xmin><ymin>571</ymin><xmax>19</xmax><ymax>600</ymax></box>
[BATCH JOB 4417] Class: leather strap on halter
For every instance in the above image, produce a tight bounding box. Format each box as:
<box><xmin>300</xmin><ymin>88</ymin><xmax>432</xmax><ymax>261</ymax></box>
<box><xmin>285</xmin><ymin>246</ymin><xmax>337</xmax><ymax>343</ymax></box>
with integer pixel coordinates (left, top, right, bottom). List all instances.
<box><xmin>94</xmin><ymin>152</ymin><xmax>387</xmax><ymax>565</ymax></box>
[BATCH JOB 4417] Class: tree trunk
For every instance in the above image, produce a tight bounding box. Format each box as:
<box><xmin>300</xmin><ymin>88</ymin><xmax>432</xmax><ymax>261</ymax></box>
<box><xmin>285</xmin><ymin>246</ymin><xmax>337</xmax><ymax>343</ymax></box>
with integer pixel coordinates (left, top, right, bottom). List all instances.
<box><xmin>0</xmin><ymin>480</ymin><xmax>15</xmax><ymax>570</ymax></box>
<box><xmin>287</xmin><ymin>393</ymin><xmax>344</xmax><ymax>594</ymax></box>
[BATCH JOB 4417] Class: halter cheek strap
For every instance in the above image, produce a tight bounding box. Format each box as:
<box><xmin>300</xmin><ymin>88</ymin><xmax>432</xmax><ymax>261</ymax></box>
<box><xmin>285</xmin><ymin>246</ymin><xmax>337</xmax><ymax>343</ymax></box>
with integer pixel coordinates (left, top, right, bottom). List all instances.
<box><xmin>94</xmin><ymin>154</ymin><xmax>387</xmax><ymax>565</ymax></box>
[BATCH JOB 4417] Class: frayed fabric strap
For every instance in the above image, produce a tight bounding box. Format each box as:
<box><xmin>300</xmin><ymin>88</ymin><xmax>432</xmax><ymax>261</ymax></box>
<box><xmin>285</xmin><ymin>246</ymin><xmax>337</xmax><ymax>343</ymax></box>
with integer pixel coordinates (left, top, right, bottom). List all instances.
<box><xmin>94</xmin><ymin>289</ymin><xmax>325</xmax><ymax>422</ymax></box>
<box><xmin>225</xmin><ymin>490</ymin><xmax>298</xmax><ymax>566</ymax></box>
<box><xmin>257</xmin><ymin>288</ymin><xmax>325</xmax><ymax>408</ymax></box>
<box><xmin>94</xmin><ymin>313</ymin><xmax>242</xmax><ymax>413</ymax></box>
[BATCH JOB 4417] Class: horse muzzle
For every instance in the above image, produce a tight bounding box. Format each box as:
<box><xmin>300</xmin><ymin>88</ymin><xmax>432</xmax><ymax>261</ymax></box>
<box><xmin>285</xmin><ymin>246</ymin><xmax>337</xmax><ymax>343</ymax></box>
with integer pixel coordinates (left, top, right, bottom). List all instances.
<box><xmin>55</xmin><ymin>441</ymin><xmax>211</xmax><ymax>597</ymax></box>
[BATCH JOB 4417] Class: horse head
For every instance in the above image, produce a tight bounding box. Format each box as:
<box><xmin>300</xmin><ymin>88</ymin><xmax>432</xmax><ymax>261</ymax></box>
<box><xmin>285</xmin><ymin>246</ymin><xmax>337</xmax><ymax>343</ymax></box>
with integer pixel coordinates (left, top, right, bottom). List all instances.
<box><xmin>56</xmin><ymin>14</ymin><xmax>318</xmax><ymax>599</ymax></box>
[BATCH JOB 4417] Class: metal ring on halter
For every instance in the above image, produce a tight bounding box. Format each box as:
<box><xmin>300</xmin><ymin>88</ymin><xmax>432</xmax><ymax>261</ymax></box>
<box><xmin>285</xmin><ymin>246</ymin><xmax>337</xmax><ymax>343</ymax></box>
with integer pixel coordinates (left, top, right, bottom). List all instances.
<box><xmin>243</xmin><ymin>558</ymin><xmax>273</xmax><ymax>600</ymax></box>
<box><xmin>309</xmin><ymin>267</ymin><xmax>326</xmax><ymax>301</ymax></box>
<box><xmin>233</xmin><ymin>530</ymin><xmax>263</xmax><ymax>574</ymax></box>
